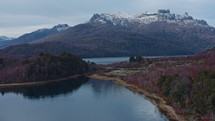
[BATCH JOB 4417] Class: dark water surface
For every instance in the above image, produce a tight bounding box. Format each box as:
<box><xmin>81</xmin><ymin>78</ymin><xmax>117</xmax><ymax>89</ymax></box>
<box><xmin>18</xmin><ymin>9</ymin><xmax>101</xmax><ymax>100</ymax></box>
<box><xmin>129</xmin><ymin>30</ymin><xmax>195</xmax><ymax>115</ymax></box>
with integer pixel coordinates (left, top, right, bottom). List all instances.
<box><xmin>0</xmin><ymin>77</ymin><xmax>169</xmax><ymax>121</ymax></box>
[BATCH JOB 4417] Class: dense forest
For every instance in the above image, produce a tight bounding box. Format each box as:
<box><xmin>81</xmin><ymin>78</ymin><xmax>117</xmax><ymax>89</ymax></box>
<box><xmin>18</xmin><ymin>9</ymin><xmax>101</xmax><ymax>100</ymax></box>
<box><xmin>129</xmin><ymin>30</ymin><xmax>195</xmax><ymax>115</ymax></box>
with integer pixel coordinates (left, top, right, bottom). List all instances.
<box><xmin>0</xmin><ymin>53</ymin><xmax>91</xmax><ymax>84</ymax></box>
<box><xmin>103</xmin><ymin>49</ymin><xmax>215</xmax><ymax>121</ymax></box>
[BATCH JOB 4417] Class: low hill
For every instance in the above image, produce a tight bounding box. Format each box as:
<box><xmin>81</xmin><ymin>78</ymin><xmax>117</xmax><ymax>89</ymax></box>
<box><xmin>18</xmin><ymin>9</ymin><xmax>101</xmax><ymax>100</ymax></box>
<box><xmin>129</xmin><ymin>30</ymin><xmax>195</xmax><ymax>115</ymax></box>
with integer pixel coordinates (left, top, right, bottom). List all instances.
<box><xmin>0</xmin><ymin>53</ymin><xmax>89</xmax><ymax>84</ymax></box>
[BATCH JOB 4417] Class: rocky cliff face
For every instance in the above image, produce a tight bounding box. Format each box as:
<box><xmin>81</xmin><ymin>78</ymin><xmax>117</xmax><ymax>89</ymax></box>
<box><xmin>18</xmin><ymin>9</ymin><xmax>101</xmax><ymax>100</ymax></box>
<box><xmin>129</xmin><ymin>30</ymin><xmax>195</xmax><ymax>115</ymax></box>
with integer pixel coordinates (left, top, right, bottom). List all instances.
<box><xmin>90</xmin><ymin>9</ymin><xmax>208</xmax><ymax>26</ymax></box>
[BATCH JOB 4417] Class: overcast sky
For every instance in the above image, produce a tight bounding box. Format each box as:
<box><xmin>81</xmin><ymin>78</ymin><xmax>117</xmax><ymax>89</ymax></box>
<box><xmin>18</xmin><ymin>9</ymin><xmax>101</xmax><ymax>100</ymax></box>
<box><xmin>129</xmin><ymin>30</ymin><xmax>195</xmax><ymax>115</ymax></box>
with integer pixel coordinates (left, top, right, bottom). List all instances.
<box><xmin>0</xmin><ymin>0</ymin><xmax>215</xmax><ymax>37</ymax></box>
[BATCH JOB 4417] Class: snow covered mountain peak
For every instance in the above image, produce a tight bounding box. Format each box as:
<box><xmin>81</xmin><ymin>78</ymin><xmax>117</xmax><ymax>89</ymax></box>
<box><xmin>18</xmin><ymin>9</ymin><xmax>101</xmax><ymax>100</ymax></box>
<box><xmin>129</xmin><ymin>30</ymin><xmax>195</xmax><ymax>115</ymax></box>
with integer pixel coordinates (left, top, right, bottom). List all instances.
<box><xmin>53</xmin><ymin>24</ymin><xmax>69</xmax><ymax>32</ymax></box>
<box><xmin>89</xmin><ymin>9</ymin><xmax>208</xmax><ymax>26</ymax></box>
<box><xmin>35</xmin><ymin>24</ymin><xmax>70</xmax><ymax>33</ymax></box>
<box><xmin>0</xmin><ymin>36</ymin><xmax>14</xmax><ymax>41</ymax></box>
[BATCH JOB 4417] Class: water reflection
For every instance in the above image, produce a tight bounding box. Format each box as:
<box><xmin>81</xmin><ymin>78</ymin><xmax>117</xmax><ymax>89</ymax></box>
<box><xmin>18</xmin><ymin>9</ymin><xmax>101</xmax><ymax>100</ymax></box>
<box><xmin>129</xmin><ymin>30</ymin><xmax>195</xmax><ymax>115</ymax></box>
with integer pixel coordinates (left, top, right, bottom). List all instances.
<box><xmin>0</xmin><ymin>76</ymin><xmax>89</xmax><ymax>99</ymax></box>
<box><xmin>0</xmin><ymin>78</ymin><xmax>169</xmax><ymax>121</ymax></box>
<box><xmin>89</xmin><ymin>79</ymin><xmax>124</xmax><ymax>98</ymax></box>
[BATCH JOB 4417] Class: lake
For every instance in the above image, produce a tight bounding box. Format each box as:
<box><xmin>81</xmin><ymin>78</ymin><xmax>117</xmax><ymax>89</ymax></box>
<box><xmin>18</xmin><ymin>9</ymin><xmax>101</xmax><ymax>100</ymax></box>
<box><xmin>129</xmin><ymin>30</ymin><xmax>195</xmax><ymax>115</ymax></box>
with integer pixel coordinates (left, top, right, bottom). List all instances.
<box><xmin>0</xmin><ymin>77</ymin><xmax>169</xmax><ymax>121</ymax></box>
<box><xmin>84</xmin><ymin>55</ymin><xmax>191</xmax><ymax>64</ymax></box>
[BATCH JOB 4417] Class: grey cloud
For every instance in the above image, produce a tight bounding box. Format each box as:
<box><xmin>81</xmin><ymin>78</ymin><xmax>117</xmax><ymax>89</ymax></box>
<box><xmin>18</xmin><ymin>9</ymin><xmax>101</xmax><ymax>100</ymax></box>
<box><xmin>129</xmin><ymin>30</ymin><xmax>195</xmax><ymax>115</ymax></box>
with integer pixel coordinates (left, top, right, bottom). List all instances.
<box><xmin>0</xmin><ymin>0</ymin><xmax>214</xmax><ymax>37</ymax></box>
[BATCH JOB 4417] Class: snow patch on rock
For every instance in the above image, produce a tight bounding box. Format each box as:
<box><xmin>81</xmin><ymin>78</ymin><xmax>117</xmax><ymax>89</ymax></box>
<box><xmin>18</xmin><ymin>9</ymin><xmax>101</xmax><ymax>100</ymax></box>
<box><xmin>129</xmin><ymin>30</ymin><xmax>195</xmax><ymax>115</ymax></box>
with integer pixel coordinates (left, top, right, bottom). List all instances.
<box><xmin>89</xmin><ymin>9</ymin><xmax>208</xmax><ymax>26</ymax></box>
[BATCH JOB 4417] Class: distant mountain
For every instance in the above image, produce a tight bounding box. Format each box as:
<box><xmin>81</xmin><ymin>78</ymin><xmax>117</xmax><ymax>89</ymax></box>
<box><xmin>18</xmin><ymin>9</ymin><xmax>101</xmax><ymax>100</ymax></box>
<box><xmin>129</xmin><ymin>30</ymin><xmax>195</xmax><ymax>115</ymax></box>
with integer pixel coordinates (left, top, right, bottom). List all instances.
<box><xmin>0</xmin><ymin>24</ymin><xmax>69</xmax><ymax>48</ymax></box>
<box><xmin>0</xmin><ymin>36</ymin><xmax>14</xmax><ymax>41</ymax></box>
<box><xmin>1</xmin><ymin>10</ymin><xmax>215</xmax><ymax>58</ymax></box>
<box><xmin>0</xmin><ymin>36</ymin><xmax>14</xmax><ymax>49</ymax></box>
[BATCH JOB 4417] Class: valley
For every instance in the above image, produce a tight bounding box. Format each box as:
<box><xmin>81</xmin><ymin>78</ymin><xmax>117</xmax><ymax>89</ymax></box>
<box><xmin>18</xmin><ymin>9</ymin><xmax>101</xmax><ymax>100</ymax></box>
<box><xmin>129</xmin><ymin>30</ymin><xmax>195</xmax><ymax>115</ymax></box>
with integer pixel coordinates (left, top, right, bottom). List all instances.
<box><xmin>1</xmin><ymin>9</ymin><xmax>215</xmax><ymax>121</ymax></box>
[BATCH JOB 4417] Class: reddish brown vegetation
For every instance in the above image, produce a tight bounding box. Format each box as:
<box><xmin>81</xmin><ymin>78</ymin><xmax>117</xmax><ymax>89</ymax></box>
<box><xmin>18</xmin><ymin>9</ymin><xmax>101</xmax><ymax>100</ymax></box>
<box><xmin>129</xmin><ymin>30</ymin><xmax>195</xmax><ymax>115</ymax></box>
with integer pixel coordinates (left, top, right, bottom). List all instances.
<box><xmin>0</xmin><ymin>57</ymin><xmax>27</xmax><ymax>83</ymax></box>
<box><xmin>0</xmin><ymin>53</ymin><xmax>90</xmax><ymax>84</ymax></box>
<box><xmin>108</xmin><ymin>50</ymin><xmax>215</xmax><ymax>121</ymax></box>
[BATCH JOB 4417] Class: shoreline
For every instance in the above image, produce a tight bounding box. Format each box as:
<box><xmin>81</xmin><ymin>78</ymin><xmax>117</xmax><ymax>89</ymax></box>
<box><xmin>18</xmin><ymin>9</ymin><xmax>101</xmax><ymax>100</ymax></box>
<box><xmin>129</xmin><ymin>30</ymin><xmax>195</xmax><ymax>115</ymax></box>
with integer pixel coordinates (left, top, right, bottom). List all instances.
<box><xmin>0</xmin><ymin>74</ymin><xmax>85</xmax><ymax>88</ymax></box>
<box><xmin>88</xmin><ymin>74</ymin><xmax>185</xmax><ymax>121</ymax></box>
<box><xmin>0</xmin><ymin>72</ymin><xmax>185</xmax><ymax>121</ymax></box>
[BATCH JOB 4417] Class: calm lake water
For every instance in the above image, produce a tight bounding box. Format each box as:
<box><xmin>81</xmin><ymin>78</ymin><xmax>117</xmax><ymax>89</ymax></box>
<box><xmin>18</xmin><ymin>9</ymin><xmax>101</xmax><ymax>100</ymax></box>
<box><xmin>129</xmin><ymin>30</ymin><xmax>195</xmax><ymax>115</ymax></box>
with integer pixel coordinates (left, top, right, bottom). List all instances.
<box><xmin>84</xmin><ymin>55</ymin><xmax>191</xmax><ymax>64</ymax></box>
<box><xmin>0</xmin><ymin>77</ymin><xmax>169</xmax><ymax>121</ymax></box>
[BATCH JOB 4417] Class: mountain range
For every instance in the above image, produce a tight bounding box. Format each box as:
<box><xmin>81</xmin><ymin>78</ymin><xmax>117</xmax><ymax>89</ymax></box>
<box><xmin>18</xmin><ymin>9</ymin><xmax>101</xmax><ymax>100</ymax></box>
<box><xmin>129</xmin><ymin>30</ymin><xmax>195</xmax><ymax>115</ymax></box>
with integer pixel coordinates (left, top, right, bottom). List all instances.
<box><xmin>0</xmin><ymin>24</ymin><xmax>69</xmax><ymax>48</ymax></box>
<box><xmin>1</xmin><ymin>9</ymin><xmax>215</xmax><ymax>57</ymax></box>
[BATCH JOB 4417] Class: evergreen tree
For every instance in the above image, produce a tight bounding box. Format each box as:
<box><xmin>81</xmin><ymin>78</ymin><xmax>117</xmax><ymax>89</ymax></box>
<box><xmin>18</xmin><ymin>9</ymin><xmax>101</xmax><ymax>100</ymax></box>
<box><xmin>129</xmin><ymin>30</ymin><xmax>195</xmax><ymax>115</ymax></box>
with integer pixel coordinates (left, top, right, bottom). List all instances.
<box><xmin>129</xmin><ymin>56</ymin><xmax>135</xmax><ymax>62</ymax></box>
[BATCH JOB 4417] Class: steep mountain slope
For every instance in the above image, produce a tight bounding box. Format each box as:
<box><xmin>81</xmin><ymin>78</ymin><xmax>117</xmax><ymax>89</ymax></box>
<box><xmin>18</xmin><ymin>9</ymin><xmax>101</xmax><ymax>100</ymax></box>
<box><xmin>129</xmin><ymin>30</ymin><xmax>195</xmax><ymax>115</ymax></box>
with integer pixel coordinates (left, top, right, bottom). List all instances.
<box><xmin>1</xmin><ymin>10</ymin><xmax>215</xmax><ymax>57</ymax></box>
<box><xmin>0</xmin><ymin>24</ymin><xmax>69</xmax><ymax>48</ymax></box>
